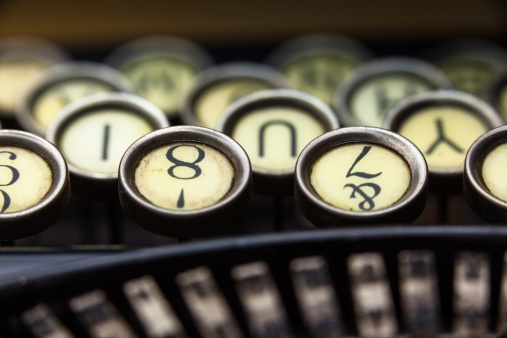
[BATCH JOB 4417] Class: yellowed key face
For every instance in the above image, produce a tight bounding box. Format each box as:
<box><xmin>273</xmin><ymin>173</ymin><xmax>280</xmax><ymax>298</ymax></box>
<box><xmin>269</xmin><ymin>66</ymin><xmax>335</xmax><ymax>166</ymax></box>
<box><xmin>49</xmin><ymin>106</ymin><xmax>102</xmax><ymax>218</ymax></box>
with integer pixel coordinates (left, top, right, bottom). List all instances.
<box><xmin>121</xmin><ymin>56</ymin><xmax>197</xmax><ymax>114</ymax></box>
<box><xmin>311</xmin><ymin>144</ymin><xmax>411</xmax><ymax>211</ymax></box>
<box><xmin>283</xmin><ymin>54</ymin><xmax>358</xmax><ymax>104</ymax></box>
<box><xmin>195</xmin><ymin>79</ymin><xmax>274</xmax><ymax>129</ymax></box>
<box><xmin>0</xmin><ymin>58</ymin><xmax>51</xmax><ymax>116</ymax></box>
<box><xmin>232</xmin><ymin>107</ymin><xmax>325</xmax><ymax>171</ymax></box>
<box><xmin>60</xmin><ymin>109</ymin><xmax>154</xmax><ymax>174</ymax></box>
<box><xmin>439</xmin><ymin>60</ymin><xmax>496</xmax><ymax>98</ymax></box>
<box><xmin>135</xmin><ymin>142</ymin><xmax>234</xmax><ymax>210</ymax></box>
<box><xmin>32</xmin><ymin>79</ymin><xmax>115</xmax><ymax>131</ymax></box>
<box><xmin>482</xmin><ymin>143</ymin><xmax>507</xmax><ymax>202</ymax></box>
<box><xmin>348</xmin><ymin>74</ymin><xmax>433</xmax><ymax>127</ymax></box>
<box><xmin>398</xmin><ymin>107</ymin><xmax>488</xmax><ymax>169</ymax></box>
<box><xmin>0</xmin><ymin>146</ymin><xmax>52</xmax><ymax>213</ymax></box>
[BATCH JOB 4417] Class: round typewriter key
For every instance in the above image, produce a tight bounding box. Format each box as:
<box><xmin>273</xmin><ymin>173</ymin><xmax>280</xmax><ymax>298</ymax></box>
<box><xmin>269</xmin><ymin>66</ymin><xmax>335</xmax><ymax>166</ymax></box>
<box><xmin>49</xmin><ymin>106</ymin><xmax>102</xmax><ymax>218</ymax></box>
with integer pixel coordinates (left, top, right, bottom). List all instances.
<box><xmin>425</xmin><ymin>39</ymin><xmax>507</xmax><ymax>98</ymax></box>
<box><xmin>486</xmin><ymin>66</ymin><xmax>507</xmax><ymax>120</ymax></box>
<box><xmin>0</xmin><ymin>130</ymin><xmax>70</xmax><ymax>240</ymax></box>
<box><xmin>119</xmin><ymin>126</ymin><xmax>252</xmax><ymax>238</ymax></box>
<box><xmin>105</xmin><ymin>36</ymin><xmax>213</xmax><ymax>120</ymax></box>
<box><xmin>181</xmin><ymin>62</ymin><xmax>290</xmax><ymax>129</ymax></box>
<box><xmin>464</xmin><ymin>126</ymin><xmax>507</xmax><ymax>223</ymax></box>
<box><xmin>217</xmin><ymin>89</ymin><xmax>338</xmax><ymax>196</ymax></box>
<box><xmin>385</xmin><ymin>90</ymin><xmax>503</xmax><ymax>193</ymax></box>
<box><xmin>0</xmin><ymin>36</ymin><xmax>68</xmax><ymax>120</ymax></box>
<box><xmin>17</xmin><ymin>62</ymin><xmax>133</xmax><ymax>136</ymax></box>
<box><xmin>267</xmin><ymin>34</ymin><xmax>371</xmax><ymax>105</ymax></box>
<box><xmin>46</xmin><ymin>92</ymin><xmax>168</xmax><ymax>199</ymax></box>
<box><xmin>334</xmin><ymin>57</ymin><xmax>451</xmax><ymax>127</ymax></box>
<box><xmin>295</xmin><ymin>127</ymin><xmax>427</xmax><ymax>226</ymax></box>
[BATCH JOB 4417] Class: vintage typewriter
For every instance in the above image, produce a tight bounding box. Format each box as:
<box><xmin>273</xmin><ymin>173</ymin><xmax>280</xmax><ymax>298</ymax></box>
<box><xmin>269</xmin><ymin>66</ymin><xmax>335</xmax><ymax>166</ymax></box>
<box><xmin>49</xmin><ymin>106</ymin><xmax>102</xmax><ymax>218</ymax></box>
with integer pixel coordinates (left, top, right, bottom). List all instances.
<box><xmin>1</xmin><ymin>1</ymin><xmax>507</xmax><ymax>337</ymax></box>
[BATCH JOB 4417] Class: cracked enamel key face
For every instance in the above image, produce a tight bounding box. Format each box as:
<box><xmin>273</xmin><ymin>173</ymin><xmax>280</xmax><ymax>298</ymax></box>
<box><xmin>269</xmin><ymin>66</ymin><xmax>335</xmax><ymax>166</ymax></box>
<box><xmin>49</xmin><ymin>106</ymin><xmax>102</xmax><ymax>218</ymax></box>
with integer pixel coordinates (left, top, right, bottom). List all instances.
<box><xmin>106</xmin><ymin>36</ymin><xmax>213</xmax><ymax>119</ymax></box>
<box><xmin>119</xmin><ymin>126</ymin><xmax>252</xmax><ymax>238</ymax></box>
<box><xmin>135</xmin><ymin>142</ymin><xmax>235</xmax><ymax>211</ymax></box>
<box><xmin>295</xmin><ymin>127</ymin><xmax>428</xmax><ymax>226</ymax></box>
<box><xmin>17</xmin><ymin>62</ymin><xmax>133</xmax><ymax>136</ymax></box>
<box><xmin>311</xmin><ymin>143</ymin><xmax>411</xmax><ymax>212</ymax></box>
<box><xmin>0</xmin><ymin>37</ymin><xmax>68</xmax><ymax>119</ymax></box>
<box><xmin>334</xmin><ymin>57</ymin><xmax>451</xmax><ymax>128</ymax></box>
<box><xmin>385</xmin><ymin>91</ymin><xmax>503</xmax><ymax>193</ymax></box>
<box><xmin>0</xmin><ymin>130</ymin><xmax>70</xmax><ymax>240</ymax></box>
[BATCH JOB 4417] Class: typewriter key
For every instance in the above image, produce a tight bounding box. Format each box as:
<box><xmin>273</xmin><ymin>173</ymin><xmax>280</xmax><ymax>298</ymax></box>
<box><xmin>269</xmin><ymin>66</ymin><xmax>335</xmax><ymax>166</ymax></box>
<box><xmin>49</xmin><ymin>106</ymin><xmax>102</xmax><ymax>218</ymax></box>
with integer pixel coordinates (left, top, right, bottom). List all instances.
<box><xmin>486</xmin><ymin>65</ymin><xmax>507</xmax><ymax>120</ymax></box>
<box><xmin>0</xmin><ymin>130</ymin><xmax>70</xmax><ymax>240</ymax></box>
<box><xmin>295</xmin><ymin>127</ymin><xmax>427</xmax><ymax>226</ymax></box>
<box><xmin>22</xmin><ymin>303</ymin><xmax>74</xmax><ymax>338</ymax></box>
<box><xmin>46</xmin><ymin>93</ymin><xmax>168</xmax><ymax>199</ymax></box>
<box><xmin>17</xmin><ymin>62</ymin><xmax>133</xmax><ymax>136</ymax></box>
<box><xmin>333</xmin><ymin>57</ymin><xmax>451</xmax><ymax>127</ymax></box>
<box><xmin>217</xmin><ymin>88</ymin><xmax>338</xmax><ymax>196</ymax></box>
<box><xmin>464</xmin><ymin>126</ymin><xmax>507</xmax><ymax>223</ymax></box>
<box><xmin>180</xmin><ymin>62</ymin><xmax>290</xmax><ymax>129</ymax></box>
<box><xmin>385</xmin><ymin>90</ymin><xmax>503</xmax><ymax>193</ymax></box>
<box><xmin>0</xmin><ymin>36</ymin><xmax>68</xmax><ymax>121</ymax></box>
<box><xmin>425</xmin><ymin>39</ymin><xmax>507</xmax><ymax>98</ymax></box>
<box><xmin>118</xmin><ymin>126</ymin><xmax>252</xmax><ymax>238</ymax></box>
<box><xmin>267</xmin><ymin>33</ymin><xmax>371</xmax><ymax>105</ymax></box>
<box><xmin>105</xmin><ymin>35</ymin><xmax>213</xmax><ymax>120</ymax></box>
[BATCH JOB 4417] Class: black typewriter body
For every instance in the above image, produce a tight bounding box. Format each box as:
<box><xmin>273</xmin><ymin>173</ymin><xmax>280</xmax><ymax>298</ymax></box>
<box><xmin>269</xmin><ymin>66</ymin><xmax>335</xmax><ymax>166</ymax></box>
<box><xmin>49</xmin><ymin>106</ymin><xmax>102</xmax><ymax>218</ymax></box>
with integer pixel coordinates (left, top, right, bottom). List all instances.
<box><xmin>1</xmin><ymin>1</ymin><xmax>507</xmax><ymax>337</ymax></box>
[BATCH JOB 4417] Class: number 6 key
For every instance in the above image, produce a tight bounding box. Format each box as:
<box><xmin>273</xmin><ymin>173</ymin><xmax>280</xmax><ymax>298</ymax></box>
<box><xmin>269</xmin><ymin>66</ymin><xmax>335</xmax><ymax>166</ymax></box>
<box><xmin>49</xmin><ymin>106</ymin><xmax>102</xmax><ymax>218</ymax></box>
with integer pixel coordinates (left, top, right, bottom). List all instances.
<box><xmin>0</xmin><ymin>130</ymin><xmax>70</xmax><ymax>240</ymax></box>
<box><xmin>118</xmin><ymin>126</ymin><xmax>252</xmax><ymax>238</ymax></box>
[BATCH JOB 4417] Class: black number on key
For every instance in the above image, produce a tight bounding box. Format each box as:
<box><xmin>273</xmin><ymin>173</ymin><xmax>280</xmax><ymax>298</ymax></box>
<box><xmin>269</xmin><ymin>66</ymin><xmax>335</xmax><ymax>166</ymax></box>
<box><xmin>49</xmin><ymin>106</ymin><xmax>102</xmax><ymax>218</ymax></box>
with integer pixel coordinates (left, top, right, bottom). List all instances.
<box><xmin>166</xmin><ymin>145</ymin><xmax>206</xmax><ymax>209</ymax></box>
<box><xmin>344</xmin><ymin>146</ymin><xmax>382</xmax><ymax>211</ymax></box>
<box><xmin>0</xmin><ymin>151</ymin><xmax>20</xmax><ymax>213</ymax></box>
<box><xmin>102</xmin><ymin>124</ymin><xmax>110</xmax><ymax>161</ymax></box>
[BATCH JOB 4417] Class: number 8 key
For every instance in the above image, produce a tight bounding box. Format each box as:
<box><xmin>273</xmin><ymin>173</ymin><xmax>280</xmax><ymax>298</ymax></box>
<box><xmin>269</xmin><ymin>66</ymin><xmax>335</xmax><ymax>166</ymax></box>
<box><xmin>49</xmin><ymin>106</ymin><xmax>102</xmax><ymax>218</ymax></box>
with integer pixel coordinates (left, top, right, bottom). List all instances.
<box><xmin>119</xmin><ymin>126</ymin><xmax>252</xmax><ymax>238</ymax></box>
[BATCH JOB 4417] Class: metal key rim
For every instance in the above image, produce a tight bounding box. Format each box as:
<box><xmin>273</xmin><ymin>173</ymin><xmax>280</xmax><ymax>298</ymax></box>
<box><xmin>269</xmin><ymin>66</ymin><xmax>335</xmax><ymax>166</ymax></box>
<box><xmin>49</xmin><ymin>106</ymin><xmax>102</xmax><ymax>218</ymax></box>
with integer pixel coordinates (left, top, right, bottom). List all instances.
<box><xmin>180</xmin><ymin>62</ymin><xmax>291</xmax><ymax>127</ymax></box>
<box><xmin>46</xmin><ymin>92</ymin><xmax>169</xmax><ymax>199</ymax></box>
<box><xmin>384</xmin><ymin>90</ymin><xmax>504</xmax><ymax>193</ymax></box>
<box><xmin>0</xmin><ymin>129</ymin><xmax>70</xmax><ymax>240</ymax></box>
<box><xmin>464</xmin><ymin>125</ymin><xmax>507</xmax><ymax>223</ymax></box>
<box><xmin>295</xmin><ymin>126</ymin><xmax>428</xmax><ymax>226</ymax></box>
<box><xmin>17</xmin><ymin>62</ymin><xmax>134</xmax><ymax>136</ymax></box>
<box><xmin>333</xmin><ymin>57</ymin><xmax>452</xmax><ymax>127</ymax></box>
<box><xmin>217</xmin><ymin>88</ymin><xmax>339</xmax><ymax>196</ymax></box>
<box><xmin>118</xmin><ymin>125</ymin><xmax>252</xmax><ymax>238</ymax></box>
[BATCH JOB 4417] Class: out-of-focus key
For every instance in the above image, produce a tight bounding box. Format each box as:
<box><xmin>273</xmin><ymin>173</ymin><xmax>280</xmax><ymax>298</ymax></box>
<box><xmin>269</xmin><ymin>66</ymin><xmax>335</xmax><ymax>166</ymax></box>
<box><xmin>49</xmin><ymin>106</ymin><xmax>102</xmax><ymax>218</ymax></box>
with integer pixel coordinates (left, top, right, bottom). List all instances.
<box><xmin>123</xmin><ymin>275</ymin><xmax>187</xmax><ymax>338</ymax></box>
<box><xmin>0</xmin><ymin>36</ymin><xmax>68</xmax><ymax>122</ymax></box>
<box><xmin>398</xmin><ymin>250</ymin><xmax>441</xmax><ymax>337</ymax></box>
<box><xmin>119</xmin><ymin>126</ymin><xmax>252</xmax><ymax>238</ymax></box>
<box><xmin>295</xmin><ymin>127</ymin><xmax>427</xmax><ymax>226</ymax></box>
<box><xmin>46</xmin><ymin>92</ymin><xmax>168</xmax><ymax>199</ymax></box>
<box><xmin>105</xmin><ymin>35</ymin><xmax>213</xmax><ymax>121</ymax></box>
<box><xmin>267</xmin><ymin>33</ymin><xmax>371</xmax><ymax>105</ymax></box>
<box><xmin>180</xmin><ymin>62</ymin><xmax>290</xmax><ymax>129</ymax></box>
<box><xmin>176</xmin><ymin>266</ymin><xmax>242</xmax><ymax>338</ymax></box>
<box><xmin>290</xmin><ymin>256</ymin><xmax>343</xmax><ymax>337</ymax></box>
<box><xmin>69</xmin><ymin>290</ymin><xmax>137</xmax><ymax>338</ymax></box>
<box><xmin>385</xmin><ymin>90</ymin><xmax>503</xmax><ymax>193</ymax></box>
<box><xmin>333</xmin><ymin>57</ymin><xmax>451</xmax><ymax>127</ymax></box>
<box><xmin>17</xmin><ymin>62</ymin><xmax>132</xmax><ymax>136</ymax></box>
<box><xmin>232</xmin><ymin>261</ymin><xmax>291</xmax><ymax>338</ymax></box>
<box><xmin>0</xmin><ymin>130</ymin><xmax>70</xmax><ymax>240</ymax></box>
<box><xmin>425</xmin><ymin>39</ymin><xmax>507</xmax><ymax>98</ymax></box>
<box><xmin>453</xmin><ymin>252</ymin><xmax>490</xmax><ymax>338</ymax></box>
<box><xmin>347</xmin><ymin>252</ymin><xmax>397</xmax><ymax>338</ymax></box>
<box><xmin>22</xmin><ymin>303</ymin><xmax>74</xmax><ymax>338</ymax></box>
<box><xmin>217</xmin><ymin>88</ymin><xmax>338</xmax><ymax>196</ymax></box>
